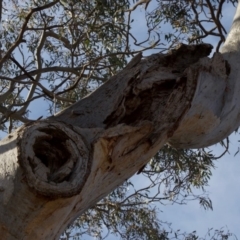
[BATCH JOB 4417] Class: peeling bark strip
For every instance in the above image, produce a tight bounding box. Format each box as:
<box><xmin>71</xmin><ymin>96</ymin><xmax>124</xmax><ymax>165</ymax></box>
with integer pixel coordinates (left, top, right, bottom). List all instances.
<box><xmin>169</xmin><ymin>52</ymin><xmax>231</xmax><ymax>148</ymax></box>
<box><xmin>18</xmin><ymin>121</ymin><xmax>90</xmax><ymax>198</ymax></box>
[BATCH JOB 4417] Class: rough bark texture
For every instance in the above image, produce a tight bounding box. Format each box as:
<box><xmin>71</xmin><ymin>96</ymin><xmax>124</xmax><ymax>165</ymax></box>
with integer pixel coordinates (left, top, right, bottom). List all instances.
<box><xmin>0</xmin><ymin>4</ymin><xmax>240</xmax><ymax>238</ymax></box>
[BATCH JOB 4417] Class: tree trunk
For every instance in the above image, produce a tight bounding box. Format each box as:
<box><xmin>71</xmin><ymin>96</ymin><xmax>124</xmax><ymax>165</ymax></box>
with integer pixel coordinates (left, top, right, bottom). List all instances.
<box><xmin>0</xmin><ymin>4</ymin><xmax>240</xmax><ymax>239</ymax></box>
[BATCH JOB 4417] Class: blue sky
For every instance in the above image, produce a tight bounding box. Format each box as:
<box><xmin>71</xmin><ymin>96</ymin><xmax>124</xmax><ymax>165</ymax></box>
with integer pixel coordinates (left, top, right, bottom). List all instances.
<box><xmin>158</xmin><ymin>136</ymin><xmax>240</xmax><ymax>238</ymax></box>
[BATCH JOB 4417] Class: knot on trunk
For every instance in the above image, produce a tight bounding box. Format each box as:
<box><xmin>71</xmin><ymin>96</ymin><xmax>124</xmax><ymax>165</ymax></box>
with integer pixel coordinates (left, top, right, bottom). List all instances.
<box><xmin>18</xmin><ymin>121</ymin><xmax>90</xmax><ymax>198</ymax></box>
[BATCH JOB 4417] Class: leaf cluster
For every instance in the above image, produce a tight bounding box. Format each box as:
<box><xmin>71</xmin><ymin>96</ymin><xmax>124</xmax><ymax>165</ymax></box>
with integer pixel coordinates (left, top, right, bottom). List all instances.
<box><xmin>62</xmin><ymin>144</ymin><xmax>235</xmax><ymax>239</ymax></box>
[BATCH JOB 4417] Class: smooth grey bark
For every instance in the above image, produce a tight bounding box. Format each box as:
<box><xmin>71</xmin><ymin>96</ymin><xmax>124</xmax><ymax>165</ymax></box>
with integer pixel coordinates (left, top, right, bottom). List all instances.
<box><xmin>0</xmin><ymin>4</ymin><xmax>240</xmax><ymax>239</ymax></box>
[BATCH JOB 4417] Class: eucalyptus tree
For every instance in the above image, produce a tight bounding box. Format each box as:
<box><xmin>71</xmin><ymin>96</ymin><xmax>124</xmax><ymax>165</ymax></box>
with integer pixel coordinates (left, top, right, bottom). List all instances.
<box><xmin>0</xmin><ymin>0</ymin><xmax>238</xmax><ymax>239</ymax></box>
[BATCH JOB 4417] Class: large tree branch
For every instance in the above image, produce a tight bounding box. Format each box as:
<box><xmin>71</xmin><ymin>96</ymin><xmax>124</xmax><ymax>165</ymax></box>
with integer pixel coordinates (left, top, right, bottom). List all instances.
<box><xmin>1</xmin><ymin>1</ymin><xmax>240</xmax><ymax>239</ymax></box>
<box><xmin>0</xmin><ymin>43</ymin><xmax>224</xmax><ymax>239</ymax></box>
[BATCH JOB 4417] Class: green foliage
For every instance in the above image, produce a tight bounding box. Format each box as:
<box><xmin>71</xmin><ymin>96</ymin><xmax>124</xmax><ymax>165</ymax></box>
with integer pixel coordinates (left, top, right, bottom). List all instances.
<box><xmin>147</xmin><ymin>0</ymin><xmax>237</xmax><ymax>50</ymax></box>
<box><xmin>61</xmin><ymin>145</ymin><xmax>234</xmax><ymax>239</ymax></box>
<box><xmin>0</xmin><ymin>0</ymin><xmax>138</xmax><ymax>127</ymax></box>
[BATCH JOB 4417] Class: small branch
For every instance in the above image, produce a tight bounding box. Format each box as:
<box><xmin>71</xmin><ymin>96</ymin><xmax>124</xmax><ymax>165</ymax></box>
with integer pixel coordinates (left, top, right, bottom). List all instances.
<box><xmin>0</xmin><ymin>81</ymin><xmax>15</xmax><ymax>102</ymax></box>
<box><xmin>0</xmin><ymin>105</ymin><xmax>30</xmax><ymax>123</ymax></box>
<box><xmin>205</xmin><ymin>0</ymin><xmax>225</xmax><ymax>41</ymax></box>
<box><xmin>125</xmin><ymin>0</ymin><xmax>151</xmax><ymax>12</ymax></box>
<box><xmin>0</xmin><ymin>0</ymin><xmax>59</xmax><ymax>69</ymax></box>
